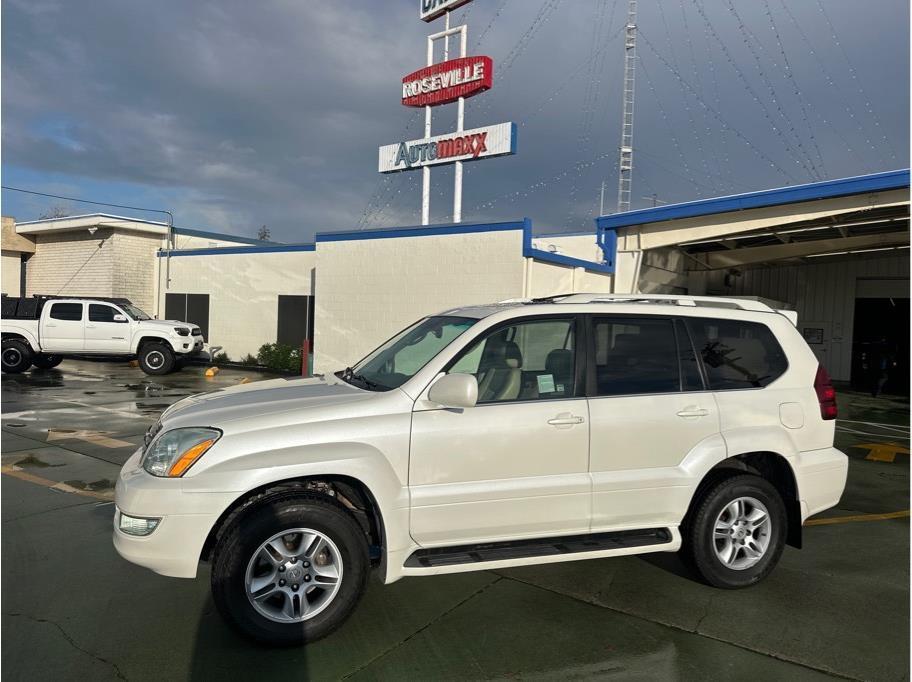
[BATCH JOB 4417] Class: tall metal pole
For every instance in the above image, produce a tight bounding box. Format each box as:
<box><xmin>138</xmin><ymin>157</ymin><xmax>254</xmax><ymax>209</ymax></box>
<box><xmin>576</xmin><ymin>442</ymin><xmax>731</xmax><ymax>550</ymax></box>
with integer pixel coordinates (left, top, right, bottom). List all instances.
<box><xmin>616</xmin><ymin>0</ymin><xmax>637</xmax><ymax>213</ymax></box>
<box><xmin>422</xmin><ymin>24</ymin><xmax>436</xmax><ymax>225</ymax></box>
<box><xmin>453</xmin><ymin>20</ymin><xmax>467</xmax><ymax>223</ymax></box>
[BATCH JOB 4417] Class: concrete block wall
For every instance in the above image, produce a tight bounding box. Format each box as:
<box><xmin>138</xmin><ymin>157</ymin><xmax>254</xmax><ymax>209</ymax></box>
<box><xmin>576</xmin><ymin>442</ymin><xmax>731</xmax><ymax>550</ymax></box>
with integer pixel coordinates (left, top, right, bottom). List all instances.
<box><xmin>112</xmin><ymin>230</ymin><xmax>162</xmax><ymax>312</ymax></box>
<box><xmin>314</xmin><ymin>228</ymin><xmax>526</xmax><ymax>374</ymax></box>
<box><xmin>2</xmin><ymin>251</ymin><xmax>22</xmax><ymax>296</ymax></box>
<box><xmin>160</xmin><ymin>250</ymin><xmax>316</xmax><ymax>360</ymax></box>
<box><xmin>26</xmin><ymin>229</ymin><xmax>116</xmax><ymax>298</ymax></box>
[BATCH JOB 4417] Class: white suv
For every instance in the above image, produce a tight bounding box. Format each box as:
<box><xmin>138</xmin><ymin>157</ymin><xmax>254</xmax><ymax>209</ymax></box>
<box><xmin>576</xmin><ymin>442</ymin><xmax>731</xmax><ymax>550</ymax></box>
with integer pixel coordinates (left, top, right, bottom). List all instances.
<box><xmin>114</xmin><ymin>294</ymin><xmax>847</xmax><ymax>645</ymax></box>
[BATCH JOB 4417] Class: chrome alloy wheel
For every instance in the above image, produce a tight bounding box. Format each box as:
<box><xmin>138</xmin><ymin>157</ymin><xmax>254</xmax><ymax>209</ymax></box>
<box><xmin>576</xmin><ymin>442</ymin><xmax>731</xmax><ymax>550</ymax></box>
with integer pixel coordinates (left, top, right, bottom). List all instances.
<box><xmin>245</xmin><ymin>528</ymin><xmax>343</xmax><ymax>623</ymax></box>
<box><xmin>145</xmin><ymin>350</ymin><xmax>165</xmax><ymax>369</ymax></box>
<box><xmin>712</xmin><ymin>496</ymin><xmax>772</xmax><ymax>570</ymax></box>
<box><xmin>2</xmin><ymin>347</ymin><xmax>22</xmax><ymax>368</ymax></box>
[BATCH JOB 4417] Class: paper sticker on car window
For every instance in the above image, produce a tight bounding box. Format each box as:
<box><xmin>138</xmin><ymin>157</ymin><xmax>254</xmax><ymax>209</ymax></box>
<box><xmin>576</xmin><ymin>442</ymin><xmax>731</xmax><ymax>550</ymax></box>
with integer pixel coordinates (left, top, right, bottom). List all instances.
<box><xmin>537</xmin><ymin>374</ymin><xmax>556</xmax><ymax>393</ymax></box>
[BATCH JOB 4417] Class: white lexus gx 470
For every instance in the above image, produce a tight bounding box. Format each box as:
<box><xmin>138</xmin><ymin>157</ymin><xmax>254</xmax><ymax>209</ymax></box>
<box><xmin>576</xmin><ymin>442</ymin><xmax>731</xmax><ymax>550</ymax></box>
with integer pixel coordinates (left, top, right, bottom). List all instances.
<box><xmin>114</xmin><ymin>294</ymin><xmax>847</xmax><ymax>645</ymax></box>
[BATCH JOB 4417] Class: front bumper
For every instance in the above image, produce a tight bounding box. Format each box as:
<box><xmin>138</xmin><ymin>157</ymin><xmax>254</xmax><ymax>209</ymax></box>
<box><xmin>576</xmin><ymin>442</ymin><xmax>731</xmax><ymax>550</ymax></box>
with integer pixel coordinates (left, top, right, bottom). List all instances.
<box><xmin>113</xmin><ymin>449</ymin><xmax>235</xmax><ymax>578</ymax></box>
<box><xmin>793</xmin><ymin>446</ymin><xmax>849</xmax><ymax>522</ymax></box>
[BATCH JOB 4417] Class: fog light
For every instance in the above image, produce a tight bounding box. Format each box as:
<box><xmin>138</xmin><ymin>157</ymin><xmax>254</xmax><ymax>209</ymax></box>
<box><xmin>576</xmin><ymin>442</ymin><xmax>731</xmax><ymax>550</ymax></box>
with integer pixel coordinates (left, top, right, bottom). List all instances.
<box><xmin>119</xmin><ymin>512</ymin><xmax>161</xmax><ymax>536</ymax></box>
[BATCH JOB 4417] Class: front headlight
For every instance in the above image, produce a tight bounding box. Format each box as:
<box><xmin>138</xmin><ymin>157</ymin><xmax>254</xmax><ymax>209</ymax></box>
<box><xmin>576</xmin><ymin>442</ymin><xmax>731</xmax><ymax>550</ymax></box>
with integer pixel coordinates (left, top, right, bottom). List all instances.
<box><xmin>142</xmin><ymin>427</ymin><xmax>221</xmax><ymax>477</ymax></box>
<box><xmin>174</xmin><ymin>327</ymin><xmax>190</xmax><ymax>336</ymax></box>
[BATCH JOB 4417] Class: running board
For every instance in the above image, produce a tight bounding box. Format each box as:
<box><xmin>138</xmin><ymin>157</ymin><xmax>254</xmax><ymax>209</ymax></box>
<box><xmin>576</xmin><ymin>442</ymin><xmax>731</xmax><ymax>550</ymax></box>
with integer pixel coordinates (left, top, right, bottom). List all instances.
<box><xmin>404</xmin><ymin>528</ymin><xmax>672</xmax><ymax>568</ymax></box>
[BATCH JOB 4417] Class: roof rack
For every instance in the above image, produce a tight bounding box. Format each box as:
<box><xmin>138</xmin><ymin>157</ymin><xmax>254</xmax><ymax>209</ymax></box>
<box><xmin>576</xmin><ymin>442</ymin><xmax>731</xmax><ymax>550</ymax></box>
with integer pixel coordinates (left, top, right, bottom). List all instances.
<box><xmin>495</xmin><ymin>293</ymin><xmax>797</xmax><ymax>324</ymax></box>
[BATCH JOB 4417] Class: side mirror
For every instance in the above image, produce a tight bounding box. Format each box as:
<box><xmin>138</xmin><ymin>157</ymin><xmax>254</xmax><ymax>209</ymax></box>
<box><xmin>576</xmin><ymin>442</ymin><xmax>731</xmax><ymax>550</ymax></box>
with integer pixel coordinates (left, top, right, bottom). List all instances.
<box><xmin>428</xmin><ymin>373</ymin><xmax>478</xmax><ymax>409</ymax></box>
<box><xmin>113</xmin><ymin>314</ymin><xmax>128</xmax><ymax>323</ymax></box>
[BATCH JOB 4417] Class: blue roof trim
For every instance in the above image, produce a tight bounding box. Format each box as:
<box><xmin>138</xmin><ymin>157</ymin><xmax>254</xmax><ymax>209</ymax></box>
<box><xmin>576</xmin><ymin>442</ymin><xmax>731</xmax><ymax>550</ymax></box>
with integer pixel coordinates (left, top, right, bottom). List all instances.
<box><xmin>173</xmin><ymin>227</ymin><xmax>276</xmax><ymax>246</ymax></box>
<box><xmin>315</xmin><ymin>219</ymin><xmax>526</xmax><ymax>242</ymax></box>
<box><xmin>157</xmin><ymin>244</ymin><xmax>315</xmax><ymax>257</ymax></box>
<box><xmin>522</xmin><ymin>218</ymin><xmax>614</xmax><ymax>273</ymax></box>
<box><xmin>596</xmin><ymin>169</ymin><xmax>911</xmax><ymax>230</ymax></box>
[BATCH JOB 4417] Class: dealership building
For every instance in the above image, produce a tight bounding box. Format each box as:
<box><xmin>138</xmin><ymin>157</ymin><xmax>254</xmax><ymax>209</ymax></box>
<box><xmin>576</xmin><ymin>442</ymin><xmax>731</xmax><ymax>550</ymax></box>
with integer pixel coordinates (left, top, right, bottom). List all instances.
<box><xmin>1</xmin><ymin>169</ymin><xmax>908</xmax><ymax>390</ymax></box>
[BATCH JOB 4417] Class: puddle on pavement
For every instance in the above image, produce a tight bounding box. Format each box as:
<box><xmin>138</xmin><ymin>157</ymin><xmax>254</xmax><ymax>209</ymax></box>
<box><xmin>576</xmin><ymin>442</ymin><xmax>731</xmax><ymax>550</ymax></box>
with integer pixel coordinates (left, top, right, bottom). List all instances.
<box><xmin>64</xmin><ymin>479</ymin><xmax>115</xmax><ymax>492</ymax></box>
<box><xmin>16</xmin><ymin>455</ymin><xmax>64</xmax><ymax>468</ymax></box>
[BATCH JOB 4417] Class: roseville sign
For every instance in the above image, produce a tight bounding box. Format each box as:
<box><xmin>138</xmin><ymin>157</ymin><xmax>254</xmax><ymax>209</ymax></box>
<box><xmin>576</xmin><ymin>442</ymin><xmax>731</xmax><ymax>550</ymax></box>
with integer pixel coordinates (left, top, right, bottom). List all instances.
<box><xmin>420</xmin><ymin>0</ymin><xmax>473</xmax><ymax>22</ymax></box>
<box><xmin>402</xmin><ymin>56</ymin><xmax>493</xmax><ymax>107</ymax></box>
<box><xmin>379</xmin><ymin>122</ymin><xmax>517</xmax><ymax>173</ymax></box>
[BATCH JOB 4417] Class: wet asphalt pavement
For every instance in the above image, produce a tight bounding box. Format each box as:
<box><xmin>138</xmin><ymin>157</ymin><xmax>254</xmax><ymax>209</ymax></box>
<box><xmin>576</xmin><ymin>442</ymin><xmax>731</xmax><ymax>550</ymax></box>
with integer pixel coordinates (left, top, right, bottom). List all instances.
<box><xmin>1</xmin><ymin>359</ymin><xmax>908</xmax><ymax>681</ymax></box>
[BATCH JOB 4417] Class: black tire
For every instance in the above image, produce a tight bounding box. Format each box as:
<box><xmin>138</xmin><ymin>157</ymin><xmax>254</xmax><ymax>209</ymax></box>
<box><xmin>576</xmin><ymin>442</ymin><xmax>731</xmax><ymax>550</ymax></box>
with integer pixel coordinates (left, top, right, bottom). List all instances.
<box><xmin>681</xmin><ymin>474</ymin><xmax>786</xmax><ymax>589</ymax></box>
<box><xmin>211</xmin><ymin>494</ymin><xmax>370</xmax><ymax>646</ymax></box>
<box><xmin>1</xmin><ymin>339</ymin><xmax>33</xmax><ymax>374</ymax></box>
<box><xmin>138</xmin><ymin>343</ymin><xmax>175</xmax><ymax>375</ymax></box>
<box><xmin>31</xmin><ymin>354</ymin><xmax>63</xmax><ymax>370</ymax></box>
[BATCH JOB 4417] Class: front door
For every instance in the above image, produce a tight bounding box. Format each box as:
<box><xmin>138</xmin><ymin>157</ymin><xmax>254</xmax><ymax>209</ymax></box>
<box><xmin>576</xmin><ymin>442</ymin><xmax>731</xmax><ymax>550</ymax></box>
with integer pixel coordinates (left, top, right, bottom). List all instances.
<box><xmin>42</xmin><ymin>302</ymin><xmax>85</xmax><ymax>352</ymax></box>
<box><xmin>409</xmin><ymin>316</ymin><xmax>591</xmax><ymax>546</ymax></box>
<box><xmin>84</xmin><ymin>303</ymin><xmax>132</xmax><ymax>353</ymax></box>
<box><xmin>588</xmin><ymin>316</ymin><xmax>720</xmax><ymax>531</ymax></box>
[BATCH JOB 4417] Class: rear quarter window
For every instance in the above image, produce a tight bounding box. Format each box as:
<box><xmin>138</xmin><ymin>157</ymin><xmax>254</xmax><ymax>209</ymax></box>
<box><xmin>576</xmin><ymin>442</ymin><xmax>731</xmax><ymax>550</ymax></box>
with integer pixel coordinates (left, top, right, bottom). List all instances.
<box><xmin>687</xmin><ymin>318</ymin><xmax>788</xmax><ymax>390</ymax></box>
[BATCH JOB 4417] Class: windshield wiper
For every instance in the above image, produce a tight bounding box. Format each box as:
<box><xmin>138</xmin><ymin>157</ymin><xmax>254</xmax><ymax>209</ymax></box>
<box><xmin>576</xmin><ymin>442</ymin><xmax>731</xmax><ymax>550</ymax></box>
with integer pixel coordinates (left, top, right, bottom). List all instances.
<box><xmin>337</xmin><ymin>367</ymin><xmax>382</xmax><ymax>390</ymax></box>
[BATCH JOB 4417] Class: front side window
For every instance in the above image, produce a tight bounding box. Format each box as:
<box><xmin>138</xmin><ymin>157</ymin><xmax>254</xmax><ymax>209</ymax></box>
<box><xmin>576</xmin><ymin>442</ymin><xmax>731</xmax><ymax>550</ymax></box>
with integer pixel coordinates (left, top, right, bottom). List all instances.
<box><xmin>687</xmin><ymin>318</ymin><xmax>788</xmax><ymax>389</ymax></box>
<box><xmin>89</xmin><ymin>304</ymin><xmax>123</xmax><ymax>323</ymax></box>
<box><xmin>49</xmin><ymin>302</ymin><xmax>83</xmax><ymax>321</ymax></box>
<box><xmin>121</xmin><ymin>303</ymin><xmax>151</xmax><ymax>321</ymax></box>
<box><xmin>593</xmin><ymin>317</ymin><xmax>679</xmax><ymax>396</ymax></box>
<box><xmin>448</xmin><ymin>318</ymin><xmax>576</xmax><ymax>403</ymax></box>
<box><xmin>350</xmin><ymin>316</ymin><xmax>477</xmax><ymax>391</ymax></box>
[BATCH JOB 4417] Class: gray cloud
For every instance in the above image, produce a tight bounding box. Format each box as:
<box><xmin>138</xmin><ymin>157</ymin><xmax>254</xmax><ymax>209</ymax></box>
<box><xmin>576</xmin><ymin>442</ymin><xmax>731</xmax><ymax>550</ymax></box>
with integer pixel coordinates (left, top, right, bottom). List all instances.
<box><xmin>2</xmin><ymin>0</ymin><xmax>908</xmax><ymax>242</ymax></box>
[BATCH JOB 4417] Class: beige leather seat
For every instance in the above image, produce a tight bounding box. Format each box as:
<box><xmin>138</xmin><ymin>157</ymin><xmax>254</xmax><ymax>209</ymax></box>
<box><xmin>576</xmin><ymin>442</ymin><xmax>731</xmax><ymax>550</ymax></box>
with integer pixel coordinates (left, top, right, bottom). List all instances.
<box><xmin>476</xmin><ymin>338</ymin><xmax>523</xmax><ymax>402</ymax></box>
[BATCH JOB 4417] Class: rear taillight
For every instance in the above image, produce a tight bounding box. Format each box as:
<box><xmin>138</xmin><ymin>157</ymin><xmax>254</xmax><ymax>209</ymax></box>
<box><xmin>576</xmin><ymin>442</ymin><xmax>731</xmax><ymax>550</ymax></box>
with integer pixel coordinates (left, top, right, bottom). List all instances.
<box><xmin>814</xmin><ymin>364</ymin><xmax>837</xmax><ymax>420</ymax></box>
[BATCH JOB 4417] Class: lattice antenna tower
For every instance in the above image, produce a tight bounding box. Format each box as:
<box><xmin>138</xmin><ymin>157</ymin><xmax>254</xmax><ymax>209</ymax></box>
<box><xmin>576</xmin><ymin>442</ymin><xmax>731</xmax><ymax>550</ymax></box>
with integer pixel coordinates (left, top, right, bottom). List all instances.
<box><xmin>616</xmin><ymin>0</ymin><xmax>637</xmax><ymax>213</ymax></box>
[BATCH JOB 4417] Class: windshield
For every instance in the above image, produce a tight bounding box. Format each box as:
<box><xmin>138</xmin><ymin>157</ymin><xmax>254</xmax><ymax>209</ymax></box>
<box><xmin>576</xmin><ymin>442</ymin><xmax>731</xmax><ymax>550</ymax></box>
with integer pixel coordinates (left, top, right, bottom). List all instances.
<box><xmin>122</xmin><ymin>303</ymin><xmax>151</xmax><ymax>321</ymax></box>
<box><xmin>345</xmin><ymin>315</ymin><xmax>477</xmax><ymax>391</ymax></box>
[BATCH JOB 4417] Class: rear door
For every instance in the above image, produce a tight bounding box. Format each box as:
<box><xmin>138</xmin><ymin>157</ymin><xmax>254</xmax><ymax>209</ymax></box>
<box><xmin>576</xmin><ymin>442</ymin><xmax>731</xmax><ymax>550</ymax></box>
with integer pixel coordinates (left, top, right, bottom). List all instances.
<box><xmin>41</xmin><ymin>302</ymin><xmax>85</xmax><ymax>352</ymax></box>
<box><xmin>85</xmin><ymin>303</ymin><xmax>132</xmax><ymax>353</ymax></box>
<box><xmin>587</xmin><ymin>316</ymin><xmax>720</xmax><ymax>531</ymax></box>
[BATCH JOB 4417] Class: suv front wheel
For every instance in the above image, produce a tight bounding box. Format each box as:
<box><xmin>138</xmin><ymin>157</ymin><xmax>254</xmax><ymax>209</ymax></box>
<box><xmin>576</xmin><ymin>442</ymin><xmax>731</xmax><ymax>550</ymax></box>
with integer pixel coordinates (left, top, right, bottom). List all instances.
<box><xmin>682</xmin><ymin>474</ymin><xmax>786</xmax><ymax>589</ymax></box>
<box><xmin>211</xmin><ymin>494</ymin><xmax>370</xmax><ymax>645</ymax></box>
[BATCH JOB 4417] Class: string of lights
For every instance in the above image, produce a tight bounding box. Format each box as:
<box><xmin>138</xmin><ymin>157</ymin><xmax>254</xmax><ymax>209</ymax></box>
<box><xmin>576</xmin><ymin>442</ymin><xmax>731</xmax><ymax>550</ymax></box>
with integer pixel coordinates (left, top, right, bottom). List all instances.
<box><xmin>639</xmin><ymin>29</ymin><xmax>800</xmax><ymax>183</ymax></box>
<box><xmin>689</xmin><ymin>0</ymin><xmax>814</xmax><ymax>181</ymax></box>
<box><xmin>759</xmin><ymin>0</ymin><xmax>829</xmax><ymax>178</ymax></box>
<box><xmin>719</xmin><ymin>0</ymin><xmax>821</xmax><ymax>180</ymax></box>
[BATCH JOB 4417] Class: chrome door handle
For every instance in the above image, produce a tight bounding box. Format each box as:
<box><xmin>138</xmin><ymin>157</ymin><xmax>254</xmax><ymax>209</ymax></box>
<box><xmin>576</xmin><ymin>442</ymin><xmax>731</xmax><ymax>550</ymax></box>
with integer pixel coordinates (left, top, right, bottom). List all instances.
<box><xmin>677</xmin><ymin>407</ymin><xmax>710</xmax><ymax>418</ymax></box>
<box><xmin>548</xmin><ymin>414</ymin><xmax>585</xmax><ymax>426</ymax></box>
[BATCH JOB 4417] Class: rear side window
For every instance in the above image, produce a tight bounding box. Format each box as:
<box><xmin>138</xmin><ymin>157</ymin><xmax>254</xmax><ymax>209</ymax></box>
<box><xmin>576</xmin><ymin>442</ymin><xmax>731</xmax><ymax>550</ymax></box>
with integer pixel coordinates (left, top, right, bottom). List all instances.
<box><xmin>49</xmin><ymin>303</ymin><xmax>83</xmax><ymax>321</ymax></box>
<box><xmin>592</xmin><ymin>317</ymin><xmax>679</xmax><ymax>396</ymax></box>
<box><xmin>687</xmin><ymin>318</ymin><xmax>788</xmax><ymax>389</ymax></box>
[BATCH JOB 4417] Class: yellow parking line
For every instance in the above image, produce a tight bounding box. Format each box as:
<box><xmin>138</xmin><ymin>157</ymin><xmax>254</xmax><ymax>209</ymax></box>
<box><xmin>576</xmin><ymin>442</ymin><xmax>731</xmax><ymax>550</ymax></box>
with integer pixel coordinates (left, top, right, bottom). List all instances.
<box><xmin>806</xmin><ymin>510</ymin><xmax>910</xmax><ymax>526</ymax></box>
<box><xmin>1</xmin><ymin>465</ymin><xmax>114</xmax><ymax>501</ymax></box>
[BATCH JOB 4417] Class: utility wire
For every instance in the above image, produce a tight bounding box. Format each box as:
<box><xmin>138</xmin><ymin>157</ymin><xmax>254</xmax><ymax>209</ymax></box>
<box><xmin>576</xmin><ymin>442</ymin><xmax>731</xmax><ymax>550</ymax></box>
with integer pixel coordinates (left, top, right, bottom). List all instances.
<box><xmin>2</xmin><ymin>185</ymin><xmax>173</xmax><ymax>222</ymax></box>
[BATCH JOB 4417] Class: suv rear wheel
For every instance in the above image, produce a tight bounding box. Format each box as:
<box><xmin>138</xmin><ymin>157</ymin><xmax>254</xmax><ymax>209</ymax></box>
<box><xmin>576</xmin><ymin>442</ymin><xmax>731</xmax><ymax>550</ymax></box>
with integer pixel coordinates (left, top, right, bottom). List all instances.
<box><xmin>681</xmin><ymin>474</ymin><xmax>786</xmax><ymax>589</ymax></box>
<box><xmin>138</xmin><ymin>343</ymin><xmax>175</xmax><ymax>375</ymax></box>
<box><xmin>1</xmin><ymin>339</ymin><xmax>33</xmax><ymax>373</ymax></box>
<box><xmin>211</xmin><ymin>494</ymin><xmax>369</xmax><ymax>646</ymax></box>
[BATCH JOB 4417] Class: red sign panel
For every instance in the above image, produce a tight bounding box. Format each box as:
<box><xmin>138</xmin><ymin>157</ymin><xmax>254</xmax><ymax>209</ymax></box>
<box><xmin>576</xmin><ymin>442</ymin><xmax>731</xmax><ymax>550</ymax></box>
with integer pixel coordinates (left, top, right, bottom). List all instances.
<box><xmin>401</xmin><ymin>56</ymin><xmax>493</xmax><ymax>108</ymax></box>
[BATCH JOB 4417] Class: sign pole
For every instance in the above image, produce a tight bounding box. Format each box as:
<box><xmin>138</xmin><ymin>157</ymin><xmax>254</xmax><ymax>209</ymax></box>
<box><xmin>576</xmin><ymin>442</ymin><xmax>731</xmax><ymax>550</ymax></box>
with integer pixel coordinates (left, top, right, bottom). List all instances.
<box><xmin>453</xmin><ymin>16</ymin><xmax>466</xmax><ymax>223</ymax></box>
<box><xmin>422</xmin><ymin>33</ymin><xmax>434</xmax><ymax>225</ymax></box>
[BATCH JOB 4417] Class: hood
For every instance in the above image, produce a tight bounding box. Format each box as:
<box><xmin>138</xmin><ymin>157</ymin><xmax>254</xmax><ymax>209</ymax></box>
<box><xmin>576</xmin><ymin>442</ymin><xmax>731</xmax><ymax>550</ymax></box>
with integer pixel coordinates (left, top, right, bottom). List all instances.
<box><xmin>141</xmin><ymin>319</ymin><xmax>197</xmax><ymax>331</ymax></box>
<box><xmin>160</xmin><ymin>375</ymin><xmax>372</xmax><ymax>429</ymax></box>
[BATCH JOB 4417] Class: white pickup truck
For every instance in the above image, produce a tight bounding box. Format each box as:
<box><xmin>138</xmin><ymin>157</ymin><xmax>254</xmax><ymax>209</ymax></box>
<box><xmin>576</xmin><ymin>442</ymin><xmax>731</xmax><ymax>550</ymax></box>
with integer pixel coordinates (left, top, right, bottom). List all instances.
<box><xmin>1</xmin><ymin>295</ymin><xmax>209</xmax><ymax>375</ymax></box>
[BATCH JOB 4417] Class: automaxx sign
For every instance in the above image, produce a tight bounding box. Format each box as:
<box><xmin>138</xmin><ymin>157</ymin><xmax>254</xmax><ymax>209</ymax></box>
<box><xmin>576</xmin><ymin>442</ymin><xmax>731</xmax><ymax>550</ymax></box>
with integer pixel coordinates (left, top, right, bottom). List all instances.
<box><xmin>379</xmin><ymin>122</ymin><xmax>517</xmax><ymax>173</ymax></box>
<box><xmin>402</xmin><ymin>56</ymin><xmax>493</xmax><ymax>107</ymax></box>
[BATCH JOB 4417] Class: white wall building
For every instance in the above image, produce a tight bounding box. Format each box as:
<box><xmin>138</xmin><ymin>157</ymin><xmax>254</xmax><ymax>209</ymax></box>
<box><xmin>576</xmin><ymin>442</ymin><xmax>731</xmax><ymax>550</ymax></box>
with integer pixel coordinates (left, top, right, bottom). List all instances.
<box><xmin>2</xmin><ymin>170</ymin><xmax>908</xmax><ymax>390</ymax></box>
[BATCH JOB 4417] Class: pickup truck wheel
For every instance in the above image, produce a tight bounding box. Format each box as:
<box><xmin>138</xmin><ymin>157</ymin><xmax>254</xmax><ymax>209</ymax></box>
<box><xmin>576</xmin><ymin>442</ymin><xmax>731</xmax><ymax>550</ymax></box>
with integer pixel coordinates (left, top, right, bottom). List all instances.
<box><xmin>138</xmin><ymin>343</ymin><xmax>174</xmax><ymax>375</ymax></box>
<box><xmin>1</xmin><ymin>339</ymin><xmax>33</xmax><ymax>373</ymax></box>
<box><xmin>681</xmin><ymin>474</ymin><xmax>786</xmax><ymax>589</ymax></box>
<box><xmin>211</xmin><ymin>495</ymin><xmax>369</xmax><ymax>646</ymax></box>
<box><xmin>31</xmin><ymin>354</ymin><xmax>63</xmax><ymax>370</ymax></box>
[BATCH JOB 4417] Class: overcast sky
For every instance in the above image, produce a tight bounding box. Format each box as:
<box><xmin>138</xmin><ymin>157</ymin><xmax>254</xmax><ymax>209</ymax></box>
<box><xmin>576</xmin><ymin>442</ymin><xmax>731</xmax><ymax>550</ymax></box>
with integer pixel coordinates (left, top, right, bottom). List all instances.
<box><xmin>2</xmin><ymin>0</ymin><xmax>908</xmax><ymax>242</ymax></box>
